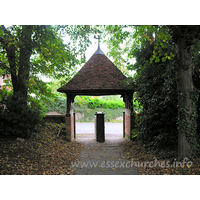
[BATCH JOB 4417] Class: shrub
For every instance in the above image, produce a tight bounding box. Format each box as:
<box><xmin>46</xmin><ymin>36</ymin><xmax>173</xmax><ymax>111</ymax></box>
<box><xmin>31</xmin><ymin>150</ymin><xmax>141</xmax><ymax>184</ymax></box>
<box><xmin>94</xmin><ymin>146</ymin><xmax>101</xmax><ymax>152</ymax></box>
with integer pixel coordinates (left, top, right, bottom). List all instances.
<box><xmin>74</xmin><ymin>96</ymin><xmax>125</xmax><ymax>109</ymax></box>
<box><xmin>87</xmin><ymin>97</ymin><xmax>102</xmax><ymax>109</ymax></box>
<box><xmin>43</xmin><ymin>96</ymin><xmax>66</xmax><ymax>114</ymax></box>
<box><xmin>0</xmin><ymin>96</ymin><xmax>42</xmax><ymax>138</ymax></box>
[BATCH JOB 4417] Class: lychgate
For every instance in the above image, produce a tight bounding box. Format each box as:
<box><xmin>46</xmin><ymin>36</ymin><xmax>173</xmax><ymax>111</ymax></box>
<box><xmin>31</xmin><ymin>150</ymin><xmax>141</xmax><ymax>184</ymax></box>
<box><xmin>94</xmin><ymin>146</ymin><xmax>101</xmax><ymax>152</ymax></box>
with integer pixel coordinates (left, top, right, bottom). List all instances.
<box><xmin>57</xmin><ymin>42</ymin><xmax>136</xmax><ymax>141</ymax></box>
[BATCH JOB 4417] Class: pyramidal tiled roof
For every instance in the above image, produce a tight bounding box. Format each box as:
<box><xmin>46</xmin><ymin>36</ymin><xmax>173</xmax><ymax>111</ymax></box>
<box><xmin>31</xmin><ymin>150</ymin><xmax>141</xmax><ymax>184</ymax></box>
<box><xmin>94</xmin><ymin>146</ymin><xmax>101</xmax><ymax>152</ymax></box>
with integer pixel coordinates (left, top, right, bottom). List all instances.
<box><xmin>57</xmin><ymin>44</ymin><xmax>135</xmax><ymax>95</ymax></box>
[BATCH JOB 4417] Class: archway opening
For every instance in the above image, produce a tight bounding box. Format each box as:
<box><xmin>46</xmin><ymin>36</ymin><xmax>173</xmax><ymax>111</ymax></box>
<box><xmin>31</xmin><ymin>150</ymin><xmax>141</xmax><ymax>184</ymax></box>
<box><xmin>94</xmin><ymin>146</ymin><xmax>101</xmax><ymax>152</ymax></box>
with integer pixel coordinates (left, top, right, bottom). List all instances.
<box><xmin>74</xmin><ymin>95</ymin><xmax>124</xmax><ymax>140</ymax></box>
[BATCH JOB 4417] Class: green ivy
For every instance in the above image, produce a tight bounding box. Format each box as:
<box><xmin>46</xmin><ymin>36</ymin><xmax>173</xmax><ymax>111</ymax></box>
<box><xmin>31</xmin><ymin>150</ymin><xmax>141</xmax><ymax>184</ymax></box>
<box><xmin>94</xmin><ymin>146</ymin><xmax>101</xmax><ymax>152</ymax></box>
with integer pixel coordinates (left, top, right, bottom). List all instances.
<box><xmin>132</xmin><ymin>41</ymin><xmax>178</xmax><ymax>156</ymax></box>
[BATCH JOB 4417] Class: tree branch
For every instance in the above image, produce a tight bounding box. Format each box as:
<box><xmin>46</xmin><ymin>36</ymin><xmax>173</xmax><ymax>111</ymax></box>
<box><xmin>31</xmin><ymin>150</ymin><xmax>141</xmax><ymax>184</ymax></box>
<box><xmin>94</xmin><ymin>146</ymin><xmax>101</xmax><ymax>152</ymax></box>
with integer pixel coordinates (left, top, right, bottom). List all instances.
<box><xmin>0</xmin><ymin>60</ymin><xmax>9</xmax><ymax>71</ymax></box>
<box><xmin>0</xmin><ymin>25</ymin><xmax>18</xmax><ymax>91</ymax></box>
<box><xmin>0</xmin><ymin>25</ymin><xmax>12</xmax><ymax>46</ymax></box>
<box><xmin>0</xmin><ymin>26</ymin><xmax>6</xmax><ymax>45</ymax></box>
<box><xmin>0</xmin><ymin>25</ymin><xmax>17</xmax><ymax>46</ymax></box>
<box><xmin>0</xmin><ymin>25</ymin><xmax>8</xmax><ymax>33</ymax></box>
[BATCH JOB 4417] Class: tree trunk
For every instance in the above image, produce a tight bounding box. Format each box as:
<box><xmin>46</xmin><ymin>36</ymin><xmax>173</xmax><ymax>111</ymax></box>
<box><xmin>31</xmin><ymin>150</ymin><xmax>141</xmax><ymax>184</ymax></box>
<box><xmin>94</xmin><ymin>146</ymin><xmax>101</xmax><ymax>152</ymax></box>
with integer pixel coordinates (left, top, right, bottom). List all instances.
<box><xmin>15</xmin><ymin>26</ymin><xmax>33</xmax><ymax>101</ymax></box>
<box><xmin>176</xmin><ymin>37</ymin><xmax>196</xmax><ymax>159</ymax></box>
<box><xmin>6</xmin><ymin>44</ymin><xmax>18</xmax><ymax>94</ymax></box>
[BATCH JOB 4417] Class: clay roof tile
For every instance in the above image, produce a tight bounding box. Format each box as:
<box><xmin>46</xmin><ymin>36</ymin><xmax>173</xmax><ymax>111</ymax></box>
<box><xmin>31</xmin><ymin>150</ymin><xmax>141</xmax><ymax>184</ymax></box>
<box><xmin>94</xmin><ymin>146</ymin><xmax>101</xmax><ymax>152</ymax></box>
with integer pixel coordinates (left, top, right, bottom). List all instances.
<box><xmin>57</xmin><ymin>45</ymin><xmax>135</xmax><ymax>95</ymax></box>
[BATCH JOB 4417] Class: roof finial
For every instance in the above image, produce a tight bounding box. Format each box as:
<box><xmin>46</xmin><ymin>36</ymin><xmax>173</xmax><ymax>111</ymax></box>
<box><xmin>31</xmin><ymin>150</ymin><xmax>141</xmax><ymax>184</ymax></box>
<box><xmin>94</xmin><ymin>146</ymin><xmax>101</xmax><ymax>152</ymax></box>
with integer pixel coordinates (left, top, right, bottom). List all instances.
<box><xmin>97</xmin><ymin>35</ymin><xmax>101</xmax><ymax>48</ymax></box>
<box><xmin>94</xmin><ymin>35</ymin><xmax>104</xmax><ymax>55</ymax></box>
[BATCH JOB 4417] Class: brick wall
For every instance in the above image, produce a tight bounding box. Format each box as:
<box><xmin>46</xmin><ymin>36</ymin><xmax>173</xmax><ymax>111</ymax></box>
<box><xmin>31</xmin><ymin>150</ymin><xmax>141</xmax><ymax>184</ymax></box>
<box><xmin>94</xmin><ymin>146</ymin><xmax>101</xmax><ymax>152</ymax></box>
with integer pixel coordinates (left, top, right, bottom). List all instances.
<box><xmin>65</xmin><ymin>113</ymin><xmax>75</xmax><ymax>141</ymax></box>
<box><xmin>124</xmin><ymin>108</ymin><xmax>131</xmax><ymax>140</ymax></box>
<box><xmin>70</xmin><ymin>114</ymin><xmax>74</xmax><ymax>140</ymax></box>
<box><xmin>65</xmin><ymin>115</ymin><xmax>71</xmax><ymax>141</ymax></box>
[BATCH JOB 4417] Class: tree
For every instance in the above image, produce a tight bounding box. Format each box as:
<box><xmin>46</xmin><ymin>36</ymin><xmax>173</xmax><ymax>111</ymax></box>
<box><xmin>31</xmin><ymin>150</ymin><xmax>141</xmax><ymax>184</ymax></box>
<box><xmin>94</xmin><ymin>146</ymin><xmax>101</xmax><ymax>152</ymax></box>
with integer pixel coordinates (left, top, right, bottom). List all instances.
<box><xmin>0</xmin><ymin>25</ymin><xmax>95</xmax><ymax>138</ymax></box>
<box><xmin>0</xmin><ymin>25</ymin><xmax>92</xmax><ymax>103</ymax></box>
<box><xmin>131</xmin><ymin>36</ymin><xmax>178</xmax><ymax>156</ymax></box>
<box><xmin>104</xmin><ymin>25</ymin><xmax>200</xmax><ymax>159</ymax></box>
<box><xmin>169</xmin><ymin>26</ymin><xmax>200</xmax><ymax>158</ymax></box>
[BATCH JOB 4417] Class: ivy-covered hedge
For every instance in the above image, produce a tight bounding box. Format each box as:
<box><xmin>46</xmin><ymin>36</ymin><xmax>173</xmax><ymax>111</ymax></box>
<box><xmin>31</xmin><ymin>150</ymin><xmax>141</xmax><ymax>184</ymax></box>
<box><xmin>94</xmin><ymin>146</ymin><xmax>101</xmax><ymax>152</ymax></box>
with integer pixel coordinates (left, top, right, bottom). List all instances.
<box><xmin>132</xmin><ymin>41</ymin><xmax>178</xmax><ymax>157</ymax></box>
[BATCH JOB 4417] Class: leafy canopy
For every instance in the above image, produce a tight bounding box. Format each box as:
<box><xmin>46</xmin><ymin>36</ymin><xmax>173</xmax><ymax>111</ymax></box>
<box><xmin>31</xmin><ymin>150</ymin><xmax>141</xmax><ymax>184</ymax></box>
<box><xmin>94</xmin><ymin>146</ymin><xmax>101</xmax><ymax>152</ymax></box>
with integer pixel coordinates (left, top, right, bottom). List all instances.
<box><xmin>0</xmin><ymin>25</ymin><xmax>94</xmax><ymax>106</ymax></box>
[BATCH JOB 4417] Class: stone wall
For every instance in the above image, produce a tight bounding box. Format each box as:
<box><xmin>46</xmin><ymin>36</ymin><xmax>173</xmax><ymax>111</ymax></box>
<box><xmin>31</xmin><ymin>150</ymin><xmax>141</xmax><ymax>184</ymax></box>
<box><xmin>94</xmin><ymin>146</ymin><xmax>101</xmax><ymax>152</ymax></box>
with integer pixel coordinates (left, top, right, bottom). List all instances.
<box><xmin>44</xmin><ymin>112</ymin><xmax>65</xmax><ymax>124</ymax></box>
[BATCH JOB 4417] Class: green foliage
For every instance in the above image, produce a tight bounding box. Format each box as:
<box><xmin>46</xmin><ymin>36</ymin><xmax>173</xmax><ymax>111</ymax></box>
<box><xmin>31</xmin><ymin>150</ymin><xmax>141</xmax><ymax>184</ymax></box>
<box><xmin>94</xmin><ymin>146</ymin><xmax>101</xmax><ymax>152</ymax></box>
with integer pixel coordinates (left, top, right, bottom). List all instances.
<box><xmin>74</xmin><ymin>96</ymin><xmax>125</xmax><ymax>109</ymax></box>
<box><xmin>73</xmin><ymin>104</ymin><xmax>124</xmax><ymax>122</ymax></box>
<box><xmin>0</xmin><ymin>95</ymin><xmax>43</xmax><ymax>138</ymax></box>
<box><xmin>42</xmin><ymin>94</ymin><xmax>128</xmax><ymax>122</ymax></box>
<box><xmin>0</xmin><ymin>25</ymin><xmax>93</xmax><ymax>103</ymax></box>
<box><xmin>73</xmin><ymin>95</ymin><xmax>140</xmax><ymax>111</ymax></box>
<box><xmin>73</xmin><ymin>95</ymin><xmax>131</xmax><ymax>122</ymax></box>
<box><xmin>0</xmin><ymin>86</ymin><xmax>13</xmax><ymax>101</ymax></box>
<box><xmin>193</xmin><ymin>50</ymin><xmax>200</xmax><ymax>145</ymax></box>
<box><xmin>132</xmin><ymin>40</ymin><xmax>178</xmax><ymax>156</ymax></box>
<box><xmin>29</xmin><ymin>79</ymin><xmax>67</xmax><ymax>115</ymax></box>
<box><xmin>104</xmin><ymin>25</ymin><xmax>175</xmax><ymax>73</ymax></box>
<box><xmin>43</xmin><ymin>96</ymin><xmax>66</xmax><ymax>114</ymax></box>
<box><xmin>104</xmin><ymin>25</ymin><xmax>200</xmax><ymax>158</ymax></box>
<box><xmin>188</xmin><ymin>50</ymin><xmax>200</xmax><ymax>155</ymax></box>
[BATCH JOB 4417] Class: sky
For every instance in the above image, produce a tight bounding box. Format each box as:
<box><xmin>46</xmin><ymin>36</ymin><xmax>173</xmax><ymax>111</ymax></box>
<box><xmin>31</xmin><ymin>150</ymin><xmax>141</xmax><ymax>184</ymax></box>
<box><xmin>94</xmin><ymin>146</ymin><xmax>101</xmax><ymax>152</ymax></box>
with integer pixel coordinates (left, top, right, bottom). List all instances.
<box><xmin>85</xmin><ymin>36</ymin><xmax>108</xmax><ymax>61</ymax></box>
